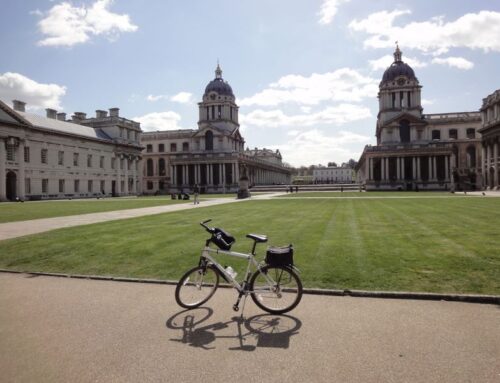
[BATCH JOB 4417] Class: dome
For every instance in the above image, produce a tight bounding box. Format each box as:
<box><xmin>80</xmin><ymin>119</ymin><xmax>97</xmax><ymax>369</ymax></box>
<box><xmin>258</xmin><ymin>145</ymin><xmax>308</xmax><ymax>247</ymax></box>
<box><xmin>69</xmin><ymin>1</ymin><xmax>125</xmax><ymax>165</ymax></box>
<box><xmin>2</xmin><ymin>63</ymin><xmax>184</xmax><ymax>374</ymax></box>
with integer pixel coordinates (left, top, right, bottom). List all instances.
<box><xmin>204</xmin><ymin>63</ymin><xmax>234</xmax><ymax>97</ymax></box>
<box><xmin>204</xmin><ymin>78</ymin><xmax>234</xmax><ymax>97</ymax></box>
<box><xmin>380</xmin><ymin>45</ymin><xmax>418</xmax><ymax>84</ymax></box>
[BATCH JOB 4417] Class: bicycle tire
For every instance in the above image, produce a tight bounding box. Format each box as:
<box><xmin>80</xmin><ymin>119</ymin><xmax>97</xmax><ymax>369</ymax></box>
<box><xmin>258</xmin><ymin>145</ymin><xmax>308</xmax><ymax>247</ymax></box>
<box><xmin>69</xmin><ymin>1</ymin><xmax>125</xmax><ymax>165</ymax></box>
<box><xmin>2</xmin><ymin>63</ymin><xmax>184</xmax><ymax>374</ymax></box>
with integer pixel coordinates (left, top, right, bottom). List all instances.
<box><xmin>175</xmin><ymin>265</ymin><xmax>219</xmax><ymax>309</ymax></box>
<box><xmin>249</xmin><ymin>265</ymin><xmax>303</xmax><ymax>314</ymax></box>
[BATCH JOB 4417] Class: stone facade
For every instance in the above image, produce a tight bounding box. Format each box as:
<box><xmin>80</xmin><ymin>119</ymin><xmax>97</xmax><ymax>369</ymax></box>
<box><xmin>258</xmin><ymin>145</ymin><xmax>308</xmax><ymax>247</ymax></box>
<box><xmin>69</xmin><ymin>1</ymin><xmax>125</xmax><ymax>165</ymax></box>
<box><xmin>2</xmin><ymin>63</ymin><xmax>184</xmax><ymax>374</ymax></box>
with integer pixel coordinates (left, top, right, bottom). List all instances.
<box><xmin>356</xmin><ymin>46</ymin><xmax>483</xmax><ymax>191</ymax></box>
<box><xmin>480</xmin><ymin>89</ymin><xmax>500</xmax><ymax>189</ymax></box>
<box><xmin>313</xmin><ymin>167</ymin><xmax>353</xmax><ymax>183</ymax></box>
<box><xmin>141</xmin><ymin>65</ymin><xmax>291</xmax><ymax>194</ymax></box>
<box><xmin>0</xmin><ymin>100</ymin><xmax>142</xmax><ymax>201</ymax></box>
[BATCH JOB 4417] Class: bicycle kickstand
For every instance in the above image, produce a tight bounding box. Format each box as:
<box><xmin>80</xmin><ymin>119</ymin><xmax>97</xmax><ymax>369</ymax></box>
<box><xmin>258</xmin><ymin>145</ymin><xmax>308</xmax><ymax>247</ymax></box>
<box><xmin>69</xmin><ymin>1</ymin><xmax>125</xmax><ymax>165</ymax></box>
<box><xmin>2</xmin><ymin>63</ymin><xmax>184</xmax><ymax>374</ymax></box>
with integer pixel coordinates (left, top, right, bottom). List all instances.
<box><xmin>233</xmin><ymin>291</ymin><xmax>249</xmax><ymax>319</ymax></box>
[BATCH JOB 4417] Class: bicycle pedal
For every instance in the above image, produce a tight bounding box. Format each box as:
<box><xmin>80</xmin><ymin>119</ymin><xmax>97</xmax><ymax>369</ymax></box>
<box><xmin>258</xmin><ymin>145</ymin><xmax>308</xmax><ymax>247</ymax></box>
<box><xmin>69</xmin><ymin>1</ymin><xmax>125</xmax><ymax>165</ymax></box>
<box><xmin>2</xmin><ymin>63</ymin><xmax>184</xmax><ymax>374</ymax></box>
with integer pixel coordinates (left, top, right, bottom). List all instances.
<box><xmin>233</xmin><ymin>305</ymin><xmax>239</xmax><ymax>312</ymax></box>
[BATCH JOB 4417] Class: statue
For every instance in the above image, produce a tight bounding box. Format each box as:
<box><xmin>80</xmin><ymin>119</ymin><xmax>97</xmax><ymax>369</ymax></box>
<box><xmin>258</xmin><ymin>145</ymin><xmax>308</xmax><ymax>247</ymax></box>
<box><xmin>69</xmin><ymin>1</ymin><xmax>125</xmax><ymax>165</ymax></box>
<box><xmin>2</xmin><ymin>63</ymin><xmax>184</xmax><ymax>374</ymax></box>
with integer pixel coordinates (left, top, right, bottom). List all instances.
<box><xmin>237</xmin><ymin>164</ymin><xmax>251</xmax><ymax>199</ymax></box>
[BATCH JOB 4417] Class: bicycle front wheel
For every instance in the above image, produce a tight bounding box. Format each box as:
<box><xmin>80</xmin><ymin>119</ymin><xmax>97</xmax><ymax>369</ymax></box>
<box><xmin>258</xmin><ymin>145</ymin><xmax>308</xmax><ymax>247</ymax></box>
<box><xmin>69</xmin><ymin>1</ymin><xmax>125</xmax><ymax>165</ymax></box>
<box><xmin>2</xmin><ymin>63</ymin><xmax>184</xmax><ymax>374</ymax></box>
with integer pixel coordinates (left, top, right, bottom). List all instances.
<box><xmin>249</xmin><ymin>266</ymin><xmax>303</xmax><ymax>314</ymax></box>
<box><xmin>175</xmin><ymin>265</ymin><xmax>219</xmax><ymax>309</ymax></box>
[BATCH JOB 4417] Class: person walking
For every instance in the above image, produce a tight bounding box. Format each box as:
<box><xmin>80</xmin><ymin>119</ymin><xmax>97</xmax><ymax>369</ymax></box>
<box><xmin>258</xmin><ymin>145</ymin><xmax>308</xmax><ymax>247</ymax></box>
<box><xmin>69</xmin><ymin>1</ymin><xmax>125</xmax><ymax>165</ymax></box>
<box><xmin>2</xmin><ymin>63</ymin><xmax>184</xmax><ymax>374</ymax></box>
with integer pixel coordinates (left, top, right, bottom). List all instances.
<box><xmin>193</xmin><ymin>184</ymin><xmax>200</xmax><ymax>205</ymax></box>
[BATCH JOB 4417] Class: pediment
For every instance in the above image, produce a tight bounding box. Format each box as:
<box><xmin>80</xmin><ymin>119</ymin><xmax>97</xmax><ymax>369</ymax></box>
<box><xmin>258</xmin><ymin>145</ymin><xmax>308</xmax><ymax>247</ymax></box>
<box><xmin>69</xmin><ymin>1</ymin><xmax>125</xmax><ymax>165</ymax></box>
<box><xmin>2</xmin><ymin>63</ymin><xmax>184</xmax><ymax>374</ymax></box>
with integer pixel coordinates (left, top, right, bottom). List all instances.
<box><xmin>383</xmin><ymin>112</ymin><xmax>427</xmax><ymax>127</ymax></box>
<box><xmin>0</xmin><ymin>100</ymin><xmax>31</xmax><ymax>126</ymax></box>
<box><xmin>194</xmin><ymin>124</ymin><xmax>231</xmax><ymax>137</ymax></box>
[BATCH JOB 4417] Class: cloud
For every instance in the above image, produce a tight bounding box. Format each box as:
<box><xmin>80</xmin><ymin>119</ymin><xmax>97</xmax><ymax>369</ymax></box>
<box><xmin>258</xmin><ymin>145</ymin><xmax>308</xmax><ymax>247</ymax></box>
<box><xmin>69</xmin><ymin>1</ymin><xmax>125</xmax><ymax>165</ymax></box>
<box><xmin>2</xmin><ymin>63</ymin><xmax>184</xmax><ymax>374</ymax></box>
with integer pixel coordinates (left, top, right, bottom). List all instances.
<box><xmin>349</xmin><ymin>10</ymin><xmax>500</xmax><ymax>54</ymax></box>
<box><xmin>0</xmin><ymin>72</ymin><xmax>66</xmax><ymax>110</ymax></box>
<box><xmin>421</xmin><ymin>98</ymin><xmax>435</xmax><ymax>106</ymax></box>
<box><xmin>270</xmin><ymin>129</ymin><xmax>370</xmax><ymax>167</ymax></box>
<box><xmin>170</xmin><ymin>92</ymin><xmax>193</xmax><ymax>104</ymax></box>
<box><xmin>37</xmin><ymin>0</ymin><xmax>138</xmax><ymax>47</ymax></box>
<box><xmin>240</xmin><ymin>104</ymin><xmax>371</xmax><ymax>128</ymax></box>
<box><xmin>431</xmin><ymin>56</ymin><xmax>474</xmax><ymax>70</ymax></box>
<box><xmin>239</xmin><ymin>68</ymin><xmax>378</xmax><ymax>107</ymax></box>
<box><xmin>146</xmin><ymin>94</ymin><xmax>167</xmax><ymax>102</ymax></box>
<box><xmin>318</xmin><ymin>0</ymin><xmax>350</xmax><ymax>25</ymax></box>
<box><xmin>133</xmin><ymin>111</ymin><xmax>184</xmax><ymax>132</ymax></box>
<box><xmin>369</xmin><ymin>54</ymin><xmax>428</xmax><ymax>71</ymax></box>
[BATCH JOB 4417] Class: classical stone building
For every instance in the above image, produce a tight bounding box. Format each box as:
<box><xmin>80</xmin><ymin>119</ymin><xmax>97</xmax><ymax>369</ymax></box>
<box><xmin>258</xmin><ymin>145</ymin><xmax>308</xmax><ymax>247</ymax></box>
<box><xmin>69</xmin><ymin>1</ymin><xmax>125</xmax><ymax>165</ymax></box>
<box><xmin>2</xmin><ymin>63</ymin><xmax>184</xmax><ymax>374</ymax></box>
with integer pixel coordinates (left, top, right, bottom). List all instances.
<box><xmin>0</xmin><ymin>100</ymin><xmax>142</xmax><ymax>201</ymax></box>
<box><xmin>356</xmin><ymin>46</ymin><xmax>482</xmax><ymax>191</ymax></box>
<box><xmin>480</xmin><ymin>89</ymin><xmax>500</xmax><ymax>189</ymax></box>
<box><xmin>313</xmin><ymin>166</ymin><xmax>353</xmax><ymax>183</ymax></box>
<box><xmin>141</xmin><ymin>65</ymin><xmax>291</xmax><ymax>194</ymax></box>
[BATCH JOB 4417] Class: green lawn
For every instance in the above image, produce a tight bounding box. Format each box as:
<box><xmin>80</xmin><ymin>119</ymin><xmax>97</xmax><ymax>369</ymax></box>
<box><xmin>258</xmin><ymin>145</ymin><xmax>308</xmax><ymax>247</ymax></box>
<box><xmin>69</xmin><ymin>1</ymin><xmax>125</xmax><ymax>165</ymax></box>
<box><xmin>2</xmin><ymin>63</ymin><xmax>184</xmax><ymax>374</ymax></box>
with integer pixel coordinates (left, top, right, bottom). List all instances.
<box><xmin>0</xmin><ymin>194</ymin><xmax>239</xmax><ymax>223</ymax></box>
<box><xmin>279</xmin><ymin>191</ymin><xmax>466</xmax><ymax>198</ymax></box>
<box><xmin>0</xmin><ymin>196</ymin><xmax>498</xmax><ymax>295</ymax></box>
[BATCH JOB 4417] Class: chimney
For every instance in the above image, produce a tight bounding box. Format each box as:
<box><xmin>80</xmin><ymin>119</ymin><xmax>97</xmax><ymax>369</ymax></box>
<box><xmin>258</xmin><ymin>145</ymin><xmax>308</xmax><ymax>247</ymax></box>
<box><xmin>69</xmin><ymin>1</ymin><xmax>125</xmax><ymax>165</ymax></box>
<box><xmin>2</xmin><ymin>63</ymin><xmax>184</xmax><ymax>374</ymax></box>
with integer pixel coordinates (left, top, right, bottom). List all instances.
<box><xmin>72</xmin><ymin>112</ymin><xmax>87</xmax><ymax>122</ymax></box>
<box><xmin>96</xmin><ymin>110</ymin><xmax>108</xmax><ymax>118</ymax></box>
<box><xmin>46</xmin><ymin>108</ymin><xmax>57</xmax><ymax>119</ymax></box>
<box><xmin>109</xmin><ymin>107</ymin><xmax>119</xmax><ymax>117</ymax></box>
<box><xmin>12</xmin><ymin>100</ymin><xmax>26</xmax><ymax>112</ymax></box>
<box><xmin>57</xmin><ymin>112</ymin><xmax>66</xmax><ymax>121</ymax></box>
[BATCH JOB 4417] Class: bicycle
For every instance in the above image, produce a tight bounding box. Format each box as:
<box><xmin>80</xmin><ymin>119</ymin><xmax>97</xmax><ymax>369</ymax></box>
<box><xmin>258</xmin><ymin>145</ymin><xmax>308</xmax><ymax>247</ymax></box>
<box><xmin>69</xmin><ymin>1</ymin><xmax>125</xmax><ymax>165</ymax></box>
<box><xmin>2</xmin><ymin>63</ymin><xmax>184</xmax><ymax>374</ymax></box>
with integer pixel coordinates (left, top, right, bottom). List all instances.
<box><xmin>175</xmin><ymin>219</ymin><xmax>303</xmax><ymax>314</ymax></box>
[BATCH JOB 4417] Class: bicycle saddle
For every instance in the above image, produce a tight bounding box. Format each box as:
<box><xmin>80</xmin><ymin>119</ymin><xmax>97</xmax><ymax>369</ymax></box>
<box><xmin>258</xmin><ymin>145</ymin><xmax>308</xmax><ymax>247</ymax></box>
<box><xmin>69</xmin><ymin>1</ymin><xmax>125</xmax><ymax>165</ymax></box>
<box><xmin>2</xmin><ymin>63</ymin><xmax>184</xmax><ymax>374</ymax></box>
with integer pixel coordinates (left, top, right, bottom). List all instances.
<box><xmin>246</xmin><ymin>234</ymin><xmax>268</xmax><ymax>243</ymax></box>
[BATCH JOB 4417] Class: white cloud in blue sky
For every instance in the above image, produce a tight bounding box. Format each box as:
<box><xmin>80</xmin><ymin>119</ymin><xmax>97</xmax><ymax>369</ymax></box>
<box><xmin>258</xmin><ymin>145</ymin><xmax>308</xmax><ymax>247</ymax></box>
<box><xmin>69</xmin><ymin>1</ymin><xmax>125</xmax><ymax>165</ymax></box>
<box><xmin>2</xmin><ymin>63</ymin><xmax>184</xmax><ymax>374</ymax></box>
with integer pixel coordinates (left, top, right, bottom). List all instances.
<box><xmin>0</xmin><ymin>0</ymin><xmax>499</xmax><ymax>166</ymax></box>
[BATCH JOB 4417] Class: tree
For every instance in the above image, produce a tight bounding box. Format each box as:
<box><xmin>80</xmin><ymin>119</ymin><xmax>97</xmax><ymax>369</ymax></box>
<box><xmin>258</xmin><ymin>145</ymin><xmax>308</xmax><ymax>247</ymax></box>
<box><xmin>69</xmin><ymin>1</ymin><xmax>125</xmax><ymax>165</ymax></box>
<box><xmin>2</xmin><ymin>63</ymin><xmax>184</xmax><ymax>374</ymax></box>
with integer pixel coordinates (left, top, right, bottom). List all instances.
<box><xmin>347</xmin><ymin>159</ymin><xmax>358</xmax><ymax>169</ymax></box>
<box><xmin>327</xmin><ymin>162</ymin><xmax>337</xmax><ymax>167</ymax></box>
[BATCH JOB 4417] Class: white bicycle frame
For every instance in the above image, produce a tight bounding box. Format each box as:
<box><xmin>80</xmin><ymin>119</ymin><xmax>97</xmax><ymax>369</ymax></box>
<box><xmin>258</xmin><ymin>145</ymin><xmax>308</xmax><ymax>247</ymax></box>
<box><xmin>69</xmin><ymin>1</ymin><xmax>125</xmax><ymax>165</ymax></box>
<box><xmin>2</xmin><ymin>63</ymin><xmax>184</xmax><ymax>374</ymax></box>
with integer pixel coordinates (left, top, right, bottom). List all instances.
<box><xmin>200</xmin><ymin>246</ymin><xmax>277</xmax><ymax>293</ymax></box>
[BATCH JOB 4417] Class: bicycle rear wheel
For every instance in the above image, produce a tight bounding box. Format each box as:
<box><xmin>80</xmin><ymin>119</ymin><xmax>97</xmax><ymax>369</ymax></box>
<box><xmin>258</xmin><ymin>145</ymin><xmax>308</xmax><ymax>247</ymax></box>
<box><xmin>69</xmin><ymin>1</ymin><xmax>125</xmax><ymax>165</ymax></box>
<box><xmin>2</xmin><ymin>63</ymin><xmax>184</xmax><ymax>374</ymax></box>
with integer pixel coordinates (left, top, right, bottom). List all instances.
<box><xmin>175</xmin><ymin>265</ymin><xmax>219</xmax><ymax>309</ymax></box>
<box><xmin>249</xmin><ymin>265</ymin><xmax>303</xmax><ymax>314</ymax></box>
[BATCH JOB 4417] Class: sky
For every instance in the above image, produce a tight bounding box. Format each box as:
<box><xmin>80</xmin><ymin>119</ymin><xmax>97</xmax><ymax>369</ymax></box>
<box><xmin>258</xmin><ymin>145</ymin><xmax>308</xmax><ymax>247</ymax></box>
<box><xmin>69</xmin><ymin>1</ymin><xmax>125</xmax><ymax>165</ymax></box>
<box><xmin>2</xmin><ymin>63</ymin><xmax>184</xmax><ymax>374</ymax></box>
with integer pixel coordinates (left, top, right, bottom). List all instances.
<box><xmin>1</xmin><ymin>0</ymin><xmax>499</xmax><ymax>167</ymax></box>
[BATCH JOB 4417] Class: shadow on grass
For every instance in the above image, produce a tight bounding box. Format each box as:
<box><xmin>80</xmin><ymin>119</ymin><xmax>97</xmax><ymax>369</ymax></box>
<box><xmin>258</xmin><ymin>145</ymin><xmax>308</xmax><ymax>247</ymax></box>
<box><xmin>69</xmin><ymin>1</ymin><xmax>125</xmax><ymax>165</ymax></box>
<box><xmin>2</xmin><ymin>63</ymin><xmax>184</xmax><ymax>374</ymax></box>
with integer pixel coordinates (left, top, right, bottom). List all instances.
<box><xmin>166</xmin><ymin>307</ymin><xmax>302</xmax><ymax>351</ymax></box>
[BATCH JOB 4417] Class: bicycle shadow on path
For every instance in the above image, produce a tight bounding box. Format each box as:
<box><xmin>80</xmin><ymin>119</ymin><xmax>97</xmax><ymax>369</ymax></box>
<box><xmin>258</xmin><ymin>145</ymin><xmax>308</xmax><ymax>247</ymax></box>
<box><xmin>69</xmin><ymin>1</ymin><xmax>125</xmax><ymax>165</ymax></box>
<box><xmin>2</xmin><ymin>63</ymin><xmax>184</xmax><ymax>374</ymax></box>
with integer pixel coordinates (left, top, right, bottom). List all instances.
<box><xmin>166</xmin><ymin>307</ymin><xmax>302</xmax><ymax>351</ymax></box>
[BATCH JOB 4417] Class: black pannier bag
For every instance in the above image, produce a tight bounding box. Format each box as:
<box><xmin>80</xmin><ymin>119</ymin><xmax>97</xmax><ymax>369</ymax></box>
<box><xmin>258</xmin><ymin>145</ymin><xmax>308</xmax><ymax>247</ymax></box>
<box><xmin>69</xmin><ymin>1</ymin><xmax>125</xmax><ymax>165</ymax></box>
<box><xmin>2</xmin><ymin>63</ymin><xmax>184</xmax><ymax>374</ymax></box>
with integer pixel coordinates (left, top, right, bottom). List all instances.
<box><xmin>212</xmin><ymin>228</ymin><xmax>236</xmax><ymax>251</ymax></box>
<box><xmin>265</xmin><ymin>245</ymin><xmax>294</xmax><ymax>267</ymax></box>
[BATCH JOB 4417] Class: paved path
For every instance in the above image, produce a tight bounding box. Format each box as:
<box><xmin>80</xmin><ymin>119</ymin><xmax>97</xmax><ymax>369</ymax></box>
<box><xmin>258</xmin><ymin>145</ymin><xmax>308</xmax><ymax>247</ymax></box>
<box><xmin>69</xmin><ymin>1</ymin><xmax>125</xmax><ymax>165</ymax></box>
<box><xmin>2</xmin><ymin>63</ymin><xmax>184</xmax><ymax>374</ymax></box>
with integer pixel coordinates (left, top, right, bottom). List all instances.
<box><xmin>1</xmin><ymin>272</ymin><xmax>498</xmax><ymax>383</ymax></box>
<box><xmin>0</xmin><ymin>193</ymin><xmax>281</xmax><ymax>241</ymax></box>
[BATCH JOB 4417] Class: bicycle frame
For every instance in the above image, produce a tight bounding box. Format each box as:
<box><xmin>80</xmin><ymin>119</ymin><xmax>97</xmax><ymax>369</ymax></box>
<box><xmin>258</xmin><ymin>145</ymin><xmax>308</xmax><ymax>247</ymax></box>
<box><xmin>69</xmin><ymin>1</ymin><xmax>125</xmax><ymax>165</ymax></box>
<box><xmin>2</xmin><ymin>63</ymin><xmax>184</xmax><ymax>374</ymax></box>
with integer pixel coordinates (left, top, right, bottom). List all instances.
<box><xmin>199</xmin><ymin>246</ymin><xmax>276</xmax><ymax>293</ymax></box>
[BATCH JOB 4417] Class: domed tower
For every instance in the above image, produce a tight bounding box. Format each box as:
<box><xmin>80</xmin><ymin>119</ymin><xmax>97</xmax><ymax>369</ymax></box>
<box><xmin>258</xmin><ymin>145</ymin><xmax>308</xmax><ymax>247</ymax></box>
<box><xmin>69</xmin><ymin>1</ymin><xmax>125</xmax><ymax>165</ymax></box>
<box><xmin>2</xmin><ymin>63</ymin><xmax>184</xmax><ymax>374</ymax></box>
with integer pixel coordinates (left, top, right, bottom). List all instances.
<box><xmin>377</xmin><ymin>45</ymin><xmax>424</xmax><ymax>145</ymax></box>
<box><xmin>198</xmin><ymin>63</ymin><xmax>239</xmax><ymax>132</ymax></box>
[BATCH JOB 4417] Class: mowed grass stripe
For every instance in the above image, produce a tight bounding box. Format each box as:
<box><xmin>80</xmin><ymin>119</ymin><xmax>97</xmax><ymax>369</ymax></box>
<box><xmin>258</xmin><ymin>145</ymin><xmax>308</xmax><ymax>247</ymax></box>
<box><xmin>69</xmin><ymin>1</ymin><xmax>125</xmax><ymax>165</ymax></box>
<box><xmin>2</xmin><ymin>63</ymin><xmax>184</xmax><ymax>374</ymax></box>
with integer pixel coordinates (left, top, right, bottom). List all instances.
<box><xmin>0</xmin><ymin>198</ymin><xmax>498</xmax><ymax>294</ymax></box>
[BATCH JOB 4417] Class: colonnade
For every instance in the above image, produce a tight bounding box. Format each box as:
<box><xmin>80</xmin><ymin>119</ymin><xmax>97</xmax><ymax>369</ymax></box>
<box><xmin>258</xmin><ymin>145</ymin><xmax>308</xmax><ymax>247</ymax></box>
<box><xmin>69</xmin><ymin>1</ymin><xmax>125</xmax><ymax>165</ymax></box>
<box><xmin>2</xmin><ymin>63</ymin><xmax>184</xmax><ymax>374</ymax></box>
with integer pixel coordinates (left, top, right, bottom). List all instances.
<box><xmin>482</xmin><ymin>140</ymin><xmax>499</xmax><ymax>189</ymax></box>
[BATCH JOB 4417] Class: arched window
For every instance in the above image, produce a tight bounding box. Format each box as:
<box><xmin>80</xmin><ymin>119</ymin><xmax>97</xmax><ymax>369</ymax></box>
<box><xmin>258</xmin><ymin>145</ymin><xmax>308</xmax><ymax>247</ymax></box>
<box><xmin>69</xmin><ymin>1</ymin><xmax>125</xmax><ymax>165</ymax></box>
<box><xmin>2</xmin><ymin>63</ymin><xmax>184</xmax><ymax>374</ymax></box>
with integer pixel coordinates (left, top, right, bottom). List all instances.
<box><xmin>158</xmin><ymin>158</ymin><xmax>165</xmax><ymax>176</ymax></box>
<box><xmin>147</xmin><ymin>159</ymin><xmax>154</xmax><ymax>176</ymax></box>
<box><xmin>399</xmin><ymin>120</ymin><xmax>410</xmax><ymax>143</ymax></box>
<box><xmin>466</xmin><ymin>146</ymin><xmax>476</xmax><ymax>168</ymax></box>
<box><xmin>205</xmin><ymin>131</ymin><xmax>213</xmax><ymax>151</ymax></box>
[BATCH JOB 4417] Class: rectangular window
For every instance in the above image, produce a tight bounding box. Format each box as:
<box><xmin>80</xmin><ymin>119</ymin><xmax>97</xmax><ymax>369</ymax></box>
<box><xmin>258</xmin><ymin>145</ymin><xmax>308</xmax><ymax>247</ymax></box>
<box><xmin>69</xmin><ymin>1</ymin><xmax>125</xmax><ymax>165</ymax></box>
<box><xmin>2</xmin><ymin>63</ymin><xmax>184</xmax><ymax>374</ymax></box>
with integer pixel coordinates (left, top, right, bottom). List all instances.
<box><xmin>147</xmin><ymin>144</ymin><xmax>153</xmax><ymax>153</ymax></box>
<box><xmin>100</xmin><ymin>180</ymin><xmax>105</xmax><ymax>193</ymax></box>
<box><xmin>400</xmin><ymin>91</ymin><xmax>404</xmax><ymax>107</ymax></box>
<box><xmin>42</xmin><ymin>179</ymin><xmax>48</xmax><ymax>193</ymax></box>
<box><xmin>211</xmin><ymin>106</ymin><xmax>215</xmax><ymax>119</ymax></box>
<box><xmin>449</xmin><ymin>129</ymin><xmax>458</xmax><ymax>140</ymax></box>
<box><xmin>111</xmin><ymin>157</ymin><xmax>116</xmax><ymax>169</ymax></box>
<box><xmin>58</xmin><ymin>151</ymin><xmax>64</xmax><ymax>165</ymax></box>
<box><xmin>159</xmin><ymin>144</ymin><xmax>165</xmax><ymax>152</ymax></box>
<box><xmin>6</xmin><ymin>145</ymin><xmax>15</xmax><ymax>161</ymax></box>
<box><xmin>170</xmin><ymin>143</ymin><xmax>177</xmax><ymax>152</ymax></box>
<box><xmin>73</xmin><ymin>153</ymin><xmax>79</xmax><ymax>166</ymax></box>
<box><xmin>217</xmin><ymin>105</ymin><xmax>222</xmax><ymax>118</ymax></box>
<box><xmin>74</xmin><ymin>180</ymin><xmax>80</xmax><ymax>193</ymax></box>
<box><xmin>24</xmin><ymin>147</ymin><xmax>30</xmax><ymax>163</ymax></box>
<box><xmin>100</xmin><ymin>156</ymin><xmax>105</xmax><ymax>168</ymax></box>
<box><xmin>87</xmin><ymin>154</ymin><xmax>92</xmax><ymax>167</ymax></box>
<box><xmin>41</xmin><ymin>149</ymin><xmax>48</xmax><ymax>164</ymax></box>
<box><xmin>88</xmin><ymin>180</ymin><xmax>93</xmax><ymax>193</ymax></box>
<box><xmin>407</xmin><ymin>91</ymin><xmax>411</xmax><ymax>108</ymax></box>
<box><xmin>207</xmin><ymin>107</ymin><xmax>209</xmax><ymax>120</ymax></box>
<box><xmin>392</xmin><ymin>93</ymin><xmax>396</xmax><ymax>108</ymax></box>
<box><xmin>466</xmin><ymin>128</ymin><xmax>475</xmax><ymax>139</ymax></box>
<box><xmin>59</xmin><ymin>179</ymin><xmax>65</xmax><ymax>193</ymax></box>
<box><xmin>432</xmin><ymin>130</ymin><xmax>441</xmax><ymax>140</ymax></box>
<box><xmin>127</xmin><ymin>130</ymin><xmax>131</xmax><ymax>140</ymax></box>
<box><xmin>25</xmin><ymin>178</ymin><xmax>31</xmax><ymax>194</ymax></box>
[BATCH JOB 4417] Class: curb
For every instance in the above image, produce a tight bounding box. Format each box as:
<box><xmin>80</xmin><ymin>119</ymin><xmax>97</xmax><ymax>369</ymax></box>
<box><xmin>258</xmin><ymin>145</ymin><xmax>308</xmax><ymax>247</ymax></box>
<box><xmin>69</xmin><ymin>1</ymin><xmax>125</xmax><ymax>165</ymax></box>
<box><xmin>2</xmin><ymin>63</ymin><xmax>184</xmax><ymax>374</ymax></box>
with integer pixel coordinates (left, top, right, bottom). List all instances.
<box><xmin>1</xmin><ymin>269</ymin><xmax>499</xmax><ymax>305</ymax></box>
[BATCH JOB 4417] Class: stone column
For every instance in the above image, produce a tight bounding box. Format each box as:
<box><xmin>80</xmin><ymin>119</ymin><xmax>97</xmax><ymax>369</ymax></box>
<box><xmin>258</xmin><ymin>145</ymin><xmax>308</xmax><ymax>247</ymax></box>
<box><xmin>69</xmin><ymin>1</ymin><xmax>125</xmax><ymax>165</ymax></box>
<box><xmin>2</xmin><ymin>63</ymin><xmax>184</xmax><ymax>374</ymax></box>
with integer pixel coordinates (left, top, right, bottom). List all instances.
<box><xmin>396</xmin><ymin>157</ymin><xmax>401</xmax><ymax>180</ymax></box>
<box><xmin>494</xmin><ymin>141</ymin><xmax>499</xmax><ymax>188</ymax></box>
<box><xmin>18</xmin><ymin>142</ymin><xmax>25</xmax><ymax>199</ymax></box>
<box><xmin>369</xmin><ymin>158</ymin><xmax>374</xmax><ymax>181</ymax></box>
<box><xmin>365</xmin><ymin>157</ymin><xmax>370</xmax><ymax>181</ymax></box>
<box><xmin>116</xmin><ymin>156</ymin><xmax>122</xmax><ymax>195</ymax></box>
<box><xmin>445</xmin><ymin>156</ymin><xmax>449</xmax><ymax>181</ymax></box>
<box><xmin>385</xmin><ymin>158</ymin><xmax>389</xmax><ymax>181</ymax></box>
<box><xmin>412</xmin><ymin>157</ymin><xmax>417</xmax><ymax>180</ymax></box>
<box><xmin>481</xmin><ymin>146</ymin><xmax>486</xmax><ymax>188</ymax></box>
<box><xmin>208</xmin><ymin>164</ymin><xmax>213</xmax><ymax>186</ymax></box>
<box><xmin>428</xmin><ymin>157</ymin><xmax>432</xmax><ymax>181</ymax></box>
<box><xmin>432</xmin><ymin>156</ymin><xmax>437</xmax><ymax>181</ymax></box>
<box><xmin>235</xmin><ymin>162</ymin><xmax>240</xmax><ymax>183</ymax></box>
<box><xmin>0</xmin><ymin>139</ymin><xmax>6</xmax><ymax>201</ymax></box>
<box><xmin>416</xmin><ymin>157</ymin><xmax>421</xmax><ymax>180</ymax></box>
<box><xmin>381</xmin><ymin>158</ymin><xmax>386</xmax><ymax>180</ymax></box>
<box><xmin>401</xmin><ymin>158</ymin><xmax>405</xmax><ymax>180</ymax></box>
<box><xmin>123</xmin><ymin>157</ymin><xmax>129</xmax><ymax>194</ymax></box>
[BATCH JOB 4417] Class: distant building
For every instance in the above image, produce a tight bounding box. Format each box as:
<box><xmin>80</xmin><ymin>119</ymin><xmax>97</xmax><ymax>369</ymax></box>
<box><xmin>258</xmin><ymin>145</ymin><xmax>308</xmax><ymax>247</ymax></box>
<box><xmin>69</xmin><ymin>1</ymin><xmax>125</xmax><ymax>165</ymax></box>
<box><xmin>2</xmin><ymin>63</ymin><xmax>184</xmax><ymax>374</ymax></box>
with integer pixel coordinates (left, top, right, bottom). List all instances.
<box><xmin>141</xmin><ymin>64</ymin><xmax>291</xmax><ymax>194</ymax></box>
<box><xmin>356</xmin><ymin>46</ymin><xmax>482</xmax><ymax>191</ymax></box>
<box><xmin>313</xmin><ymin>166</ymin><xmax>353</xmax><ymax>183</ymax></box>
<box><xmin>0</xmin><ymin>100</ymin><xmax>142</xmax><ymax>201</ymax></box>
<box><xmin>479</xmin><ymin>89</ymin><xmax>500</xmax><ymax>189</ymax></box>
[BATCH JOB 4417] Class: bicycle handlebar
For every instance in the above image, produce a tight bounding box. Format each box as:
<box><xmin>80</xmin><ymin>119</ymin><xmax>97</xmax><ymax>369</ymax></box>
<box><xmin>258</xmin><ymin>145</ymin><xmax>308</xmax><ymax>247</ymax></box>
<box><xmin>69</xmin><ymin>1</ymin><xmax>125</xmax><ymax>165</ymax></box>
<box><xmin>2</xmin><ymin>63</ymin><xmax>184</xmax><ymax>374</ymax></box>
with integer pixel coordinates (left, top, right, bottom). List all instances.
<box><xmin>200</xmin><ymin>219</ymin><xmax>214</xmax><ymax>233</ymax></box>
